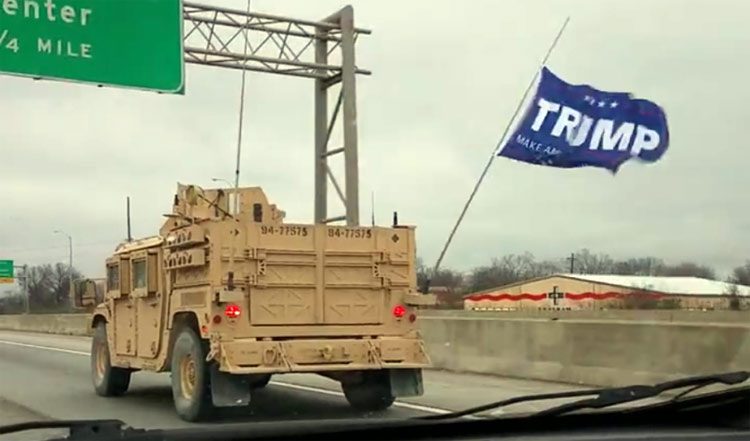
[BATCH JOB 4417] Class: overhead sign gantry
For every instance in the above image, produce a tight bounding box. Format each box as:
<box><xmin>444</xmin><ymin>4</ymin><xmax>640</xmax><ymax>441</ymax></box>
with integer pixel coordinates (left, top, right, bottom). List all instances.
<box><xmin>182</xmin><ymin>2</ymin><xmax>371</xmax><ymax>226</ymax></box>
<box><xmin>0</xmin><ymin>1</ymin><xmax>369</xmax><ymax>226</ymax></box>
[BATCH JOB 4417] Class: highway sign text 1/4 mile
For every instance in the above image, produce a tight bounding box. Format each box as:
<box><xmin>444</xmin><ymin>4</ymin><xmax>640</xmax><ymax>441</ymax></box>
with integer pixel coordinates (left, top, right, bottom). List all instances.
<box><xmin>0</xmin><ymin>0</ymin><xmax>184</xmax><ymax>93</ymax></box>
<box><xmin>0</xmin><ymin>259</ymin><xmax>13</xmax><ymax>284</ymax></box>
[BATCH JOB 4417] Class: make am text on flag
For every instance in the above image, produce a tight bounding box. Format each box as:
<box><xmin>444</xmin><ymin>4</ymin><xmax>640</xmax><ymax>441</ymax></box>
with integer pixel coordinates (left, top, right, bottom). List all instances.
<box><xmin>498</xmin><ymin>67</ymin><xmax>669</xmax><ymax>173</ymax></box>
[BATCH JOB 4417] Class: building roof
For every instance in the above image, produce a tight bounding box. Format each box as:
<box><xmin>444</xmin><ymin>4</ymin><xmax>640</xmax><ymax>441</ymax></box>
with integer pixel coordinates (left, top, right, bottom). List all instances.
<box><xmin>464</xmin><ymin>273</ymin><xmax>750</xmax><ymax>298</ymax></box>
<box><xmin>558</xmin><ymin>274</ymin><xmax>750</xmax><ymax>296</ymax></box>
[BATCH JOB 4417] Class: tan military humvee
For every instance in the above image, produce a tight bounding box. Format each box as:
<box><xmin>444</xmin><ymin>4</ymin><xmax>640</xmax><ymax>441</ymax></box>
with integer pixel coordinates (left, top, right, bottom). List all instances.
<box><xmin>85</xmin><ymin>183</ymin><xmax>435</xmax><ymax>421</ymax></box>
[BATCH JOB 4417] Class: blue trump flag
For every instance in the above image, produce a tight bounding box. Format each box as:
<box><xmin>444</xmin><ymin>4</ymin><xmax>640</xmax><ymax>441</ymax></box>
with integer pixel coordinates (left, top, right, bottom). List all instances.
<box><xmin>498</xmin><ymin>67</ymin><xmax>669</xmax><ymax>173</ymax></box>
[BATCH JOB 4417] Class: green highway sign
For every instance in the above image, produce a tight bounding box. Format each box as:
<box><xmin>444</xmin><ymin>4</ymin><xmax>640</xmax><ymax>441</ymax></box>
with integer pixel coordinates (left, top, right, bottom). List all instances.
<box><xmin>0</xmin><ymin>0</ymin><xmax>184</xmax><ymax>93</ymax></box>
<box><xmin>0</xmin><ymin>259</ymin><xmax>13</xmax><ymax>283</ymax></box>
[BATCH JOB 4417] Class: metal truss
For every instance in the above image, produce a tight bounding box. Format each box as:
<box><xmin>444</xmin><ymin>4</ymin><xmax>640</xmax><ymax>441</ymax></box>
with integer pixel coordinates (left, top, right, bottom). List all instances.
<box><xmin>183</xmin><ymin>2</ymin><xmax>370</xmax><ymax>225</ymax></box>
<box><xmin>183</xmin><ymin>2</ymin><xmax>370</xmax><ymax>80</ymax></box>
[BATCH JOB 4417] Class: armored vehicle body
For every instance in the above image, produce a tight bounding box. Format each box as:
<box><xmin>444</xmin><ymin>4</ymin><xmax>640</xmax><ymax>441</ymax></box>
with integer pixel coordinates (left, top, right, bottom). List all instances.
<box><xmin>86</xmin><ymin>184</ymin><xmax>434</xmax><ymax>421</ymax></box>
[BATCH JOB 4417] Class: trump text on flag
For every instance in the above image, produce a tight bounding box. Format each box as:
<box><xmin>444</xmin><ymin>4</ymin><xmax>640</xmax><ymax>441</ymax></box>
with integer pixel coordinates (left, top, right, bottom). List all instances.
<box><xmin>498</xmin><ymin>67</ymin><xmax>669</xmax><ymax>173</ymax></box>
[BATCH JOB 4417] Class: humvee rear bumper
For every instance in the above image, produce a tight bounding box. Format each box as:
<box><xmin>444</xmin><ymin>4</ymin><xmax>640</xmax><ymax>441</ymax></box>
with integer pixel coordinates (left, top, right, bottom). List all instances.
<box><xmin>213</xmin><ymin>337</ymin><xmax>431</xmax><ymax>374</ymax></box>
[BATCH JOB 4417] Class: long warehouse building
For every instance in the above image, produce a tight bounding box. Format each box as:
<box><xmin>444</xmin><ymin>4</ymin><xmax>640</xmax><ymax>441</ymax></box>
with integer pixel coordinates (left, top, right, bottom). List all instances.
<box><xmin>463</xmin><ymin>274</ymin><xmax>750</xmax><ymax>311</ymax></box>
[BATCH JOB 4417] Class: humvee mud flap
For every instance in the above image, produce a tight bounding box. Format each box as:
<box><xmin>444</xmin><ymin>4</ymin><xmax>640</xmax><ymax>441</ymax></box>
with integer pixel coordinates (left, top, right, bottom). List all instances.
<box><xmin>210</xmin><ymin>364</ymin><xmax>251</xmax><ymax>407</ymax></box>
<box><xmin>209</xmin><ymin>366</ymin><xmax>422</xmax><ymax>407</ymax></box>
<box><xmin>389</xmin><ymin>368</ymin><xmax>424</xmax><ymax>397</ymax></box>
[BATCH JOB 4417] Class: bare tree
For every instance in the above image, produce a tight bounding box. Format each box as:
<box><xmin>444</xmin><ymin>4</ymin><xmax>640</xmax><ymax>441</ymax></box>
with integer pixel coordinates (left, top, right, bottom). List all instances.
<box><xmin>50</xmin><ymin>262</ymin><xmax>83</xmax><ymax>306</ymax></box>
<box><xmin>612</xmin><ymin>257</ymin><xmax>664</xmax><ymax>276</ymax></box>
<box><xmin>431</xmin><ymin>269</ymin><xmax>464</xmax><ymax>290</ymax></box>
<box><xmin>26</xmin><ymin>264</ymin><xmax>55</xmax><ymax>308</ymax></box>
<box><xmin>0</xmin><ymin>291</ymin><xmax>25</xmax><ymax>314</ymax></box>
<box><xmin>422</xmin><ymin>250</ymin><xmax>727</xmax><ymax>302</ymax></box>
<box><xmin>532</xmin><ymin>259</ymin><xmax>564</xmax><ymax>277</ymax></box>
<box><xmin>729</xmin><ymin>261</ymin><xmax>750</xmax><ymax>286</ymax></box>
<box><xmin>466</xmin><ymin>253</ymin><xmax>549</xmax><ymax>293</ymax></box>
<box><xmin>725</xmin><ymin>283</ymin><xmax>741</xmax><ymax>310</ymax></box>
<box><xmin>23</xmin><ymin>263</ymin><xmax>84</xmax><ymax>312</ymax></box>
<box><xmin>573</xmin><ymin>249</ymin><xmax>614</xmax><ymax>274</ymax></box>
<box><xmin>657</xmin><ymin>262</ymin><xmax>716</xmax><ymax>279</ymax></box>
<box><xmin>416</xmin><ymin>257</ymin><xmax>464</xmax><ymax>291</ymax></box>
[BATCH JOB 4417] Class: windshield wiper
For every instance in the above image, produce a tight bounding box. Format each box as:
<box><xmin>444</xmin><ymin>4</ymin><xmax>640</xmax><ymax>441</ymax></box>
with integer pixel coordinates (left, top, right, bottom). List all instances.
<box><xmin>534</xmin><ymin>371</ymin><xmax>750</xmax><ymax>417</ymax></box>
<box><xmin>0</xmin><ymin>419</ymin><xmax>148</xmax><ymax>439</ymax></box>
<box><xmin>420</xmin><ymin>371</ymin><xmax>750</xmax><ymax>420</ymax></box>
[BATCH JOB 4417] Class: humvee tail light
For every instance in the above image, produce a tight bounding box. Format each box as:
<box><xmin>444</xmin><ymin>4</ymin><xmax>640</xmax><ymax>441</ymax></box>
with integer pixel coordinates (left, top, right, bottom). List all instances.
<box><xmin>392</xmin><ymin>304</ymin><xmax>406</xmax><ymax>318</ymax></box>
<box><xmin>224</xmin><ymin>304</ymin><xmax>241</xmax><ymax>319</ymax></box>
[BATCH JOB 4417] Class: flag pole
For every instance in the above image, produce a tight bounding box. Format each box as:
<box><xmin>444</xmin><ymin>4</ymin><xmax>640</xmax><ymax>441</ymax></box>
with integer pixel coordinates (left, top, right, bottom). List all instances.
<box><xmin>424</xmin><ymin>17</ymin><xmax>570</xmax><ymax>293</ymax></box>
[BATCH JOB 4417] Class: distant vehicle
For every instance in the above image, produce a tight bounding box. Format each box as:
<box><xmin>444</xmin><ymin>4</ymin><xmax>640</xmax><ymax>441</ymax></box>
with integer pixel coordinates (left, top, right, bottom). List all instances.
<box><xmin>81</xmin><ymin>183</ymin><xmax>435</xmax><ymax>421</ymax></box>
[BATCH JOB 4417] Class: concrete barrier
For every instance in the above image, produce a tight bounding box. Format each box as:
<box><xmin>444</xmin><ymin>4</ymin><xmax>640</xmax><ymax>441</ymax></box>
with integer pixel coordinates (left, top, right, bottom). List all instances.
<box><xmin>0</xmin><ymin>313</ymin><xmax>91</xmax><ymax>336</ymax></box>
<box><xmin>422</xmin><ymin>309</ymin><xmax>750</xmax><ymax>324</ymax></box>
<box><xmin>1</xmin><ymin>313</ymin><xmax>748</xmax><ymax>387</ymax></box>
<box><xmin>419</xmin><ymin>316</ymin><xmax>750</xmax><ymax>386</ymax></box>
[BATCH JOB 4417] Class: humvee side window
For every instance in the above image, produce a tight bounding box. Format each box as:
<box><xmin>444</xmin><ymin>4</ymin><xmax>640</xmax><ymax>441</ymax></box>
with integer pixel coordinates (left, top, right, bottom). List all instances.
<box><xmin>133</xmin><ymin>259</ymin><xmax>147</xmax><ymax>290</ymax></box>
<box><xmin>106</xmin><ymin>265</ymin><xmax>119</xmax><ymax>291</ymax></box>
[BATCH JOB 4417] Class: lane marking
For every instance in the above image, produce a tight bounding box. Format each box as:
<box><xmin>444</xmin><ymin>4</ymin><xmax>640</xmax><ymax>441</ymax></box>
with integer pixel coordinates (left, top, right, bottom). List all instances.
<box><xmin>0</xmin><ymin>339</ymin><xmax>89</xmax><ymax>356</ymax></box>
<box><xmin>0</xmin><ymin>339</ymin><xmax>459</xmax><ymax>416</ymax></box>
<box><xmin>268</xmin><ymin>381</ymin><xmax>455</xmax><ymax>415</ymax></box>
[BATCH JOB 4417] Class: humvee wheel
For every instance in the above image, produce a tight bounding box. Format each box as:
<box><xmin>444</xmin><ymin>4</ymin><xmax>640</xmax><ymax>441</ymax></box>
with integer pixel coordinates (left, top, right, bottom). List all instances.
<box><xmin>91</xmin><ymin>322</ymin><xmax>131</xmax><ymax>396</ymax></box>
<box><xmin>171</xmin><ymin>327</ymin><xmax>214</xmax><ymax>422</ymax></box>
<box><xmin>249</xmin><ymin>374</ymin><xmax>271</xmax><ymax>389</ymax></box>
<box><xmin>342</xmin><ymin>372</ymin><xmax>395</xmax><ymax>412</ymax></box>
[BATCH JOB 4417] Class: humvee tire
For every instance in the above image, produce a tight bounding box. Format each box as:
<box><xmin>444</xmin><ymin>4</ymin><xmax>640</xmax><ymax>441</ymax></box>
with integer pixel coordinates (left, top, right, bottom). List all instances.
<box><xmin>249</xmin><ymin>374</ymin><xmax>271</xmax><ymax>389</ymax></box>
<box><xmin>170</xmin><ymin>326</ymin><xmax>215</xmax><ymax>422</ymax></box>
<box><xmin>342</xmin><ymin>371</ymin><xmax>395</xmax><ymax>412</ymax></box>
<box><xmin>91</xmin><ymin>322</ymin><xmax>131</xmax><ymax>396</ymax></box>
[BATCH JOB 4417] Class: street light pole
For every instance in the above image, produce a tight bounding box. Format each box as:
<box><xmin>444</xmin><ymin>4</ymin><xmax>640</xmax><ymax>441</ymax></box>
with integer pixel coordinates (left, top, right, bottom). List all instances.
<box><xmin>14</xmin><ymin>264</ymin><xmax>30</xmax><ymax>314</ymax></box>
<box><xmin>212</xmin><ymin>177</ymin><xmax>233</xmax><ymax>188</ymax></box>
<box><xmin>54</xmin><ymin>230</ymin><xmax>73</xmax><ymax>309</ymax></box>
<box><xmin>23</xmin><ymin>264</ymin><xmax>29</xmax><ymax>314</ymax></box>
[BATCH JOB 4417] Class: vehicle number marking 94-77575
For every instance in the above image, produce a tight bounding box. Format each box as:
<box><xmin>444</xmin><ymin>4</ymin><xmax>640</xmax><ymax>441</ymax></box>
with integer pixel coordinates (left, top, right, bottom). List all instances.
<box><xmin>260</xmin><ymin>225</ymin><xmax>308</xmax><ymax>236</ymax></box>
<box><xmin>327</xmin><ymin>228</ymin><xmax>372</xmax><ymax>239</ymax></box>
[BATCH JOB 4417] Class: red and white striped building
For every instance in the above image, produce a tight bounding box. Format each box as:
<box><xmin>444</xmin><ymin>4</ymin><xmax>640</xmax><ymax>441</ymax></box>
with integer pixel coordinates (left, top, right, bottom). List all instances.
<box><xmin>463</xmin><ymin>274</ymin><xmax>750</xmax><ymax>311</ymax></box>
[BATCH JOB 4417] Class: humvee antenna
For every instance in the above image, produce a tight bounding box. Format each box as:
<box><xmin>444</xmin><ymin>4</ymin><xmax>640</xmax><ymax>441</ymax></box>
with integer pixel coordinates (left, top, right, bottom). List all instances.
<box><xmin>426</xmin><ymin>17</ymin><xmax>570</xmax><ymax>294</ymax></box>
<box><xmin>234</xmin><ymin>0</ymin><xmax>251</xmax><ymax>202</ymax></box>
<box><xmin>229</xmin><ymin>0</ymin><xmax>252</xmax><ymax>286</ymax></box>
<box><xmin>126</xmin><ymin>197</ymin><xmax>132</xmax><ymax>242</ymax></box>
<box><xmin>371</xmin><ymin>191</ymin><xmax>375</xmax><ymax>226</ymax></box>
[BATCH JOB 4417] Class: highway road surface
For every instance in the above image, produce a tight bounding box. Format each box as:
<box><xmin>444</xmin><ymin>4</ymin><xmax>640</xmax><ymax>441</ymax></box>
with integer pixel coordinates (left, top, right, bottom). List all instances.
<box><xmin>0</xmin><ymin>330</ymin><xmax>578</xmax><ymax>439</ymax></box>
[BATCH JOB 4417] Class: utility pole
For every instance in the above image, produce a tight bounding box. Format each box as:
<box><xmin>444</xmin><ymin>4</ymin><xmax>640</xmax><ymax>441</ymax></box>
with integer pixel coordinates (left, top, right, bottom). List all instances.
<box><xmin>54</xmin><ymin>230</ymin><xmax>73</xmax><ymax>309</ymax></box>
<box><xmin>567</xmin><ymin>252</ymin><xmax>576</xmax><ymax>273</ymax></box>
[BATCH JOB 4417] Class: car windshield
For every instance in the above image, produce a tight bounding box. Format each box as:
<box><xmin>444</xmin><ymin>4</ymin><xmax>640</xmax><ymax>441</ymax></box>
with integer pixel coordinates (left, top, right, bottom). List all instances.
<box><xmin>0</xmin><ymin>0</ymin><xmax>748</xmax><ymax>438</ymax></box>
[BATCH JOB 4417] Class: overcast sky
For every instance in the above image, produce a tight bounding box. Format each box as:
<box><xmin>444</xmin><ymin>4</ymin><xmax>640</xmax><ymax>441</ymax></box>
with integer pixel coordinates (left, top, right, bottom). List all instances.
<box><xmin>1</xmin><ymin>0</ymin><xmax>748</xmax><ymax>289</ymax></box>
